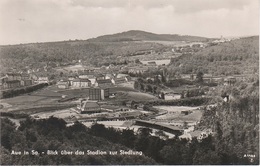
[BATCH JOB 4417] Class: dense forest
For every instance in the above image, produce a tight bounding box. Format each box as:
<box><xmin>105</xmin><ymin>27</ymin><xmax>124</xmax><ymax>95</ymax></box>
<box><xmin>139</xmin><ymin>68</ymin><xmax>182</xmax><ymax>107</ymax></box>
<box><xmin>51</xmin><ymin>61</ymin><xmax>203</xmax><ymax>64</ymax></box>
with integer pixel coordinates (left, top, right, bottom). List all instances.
<box><xmin>169</xmin><ymin>36</ymin><xmax>259</xmax><ymax>76</ymax></box>
<box><xmin>1</xmin><ymin>83</ymin><xmax>48</xmax><ymax>99</ymax></box>
<box><xmin>0</xmin><ymin>117</ymin><xmax>156</xmax><ymax>165</ymax></box>
<box><xmin>197</xmin><ymin>80</ymin><xmax>259</xmax><ymax>164</ymax></box>
<box><xmin>0</xmin><ymin>41</ymin><xmax>165</xmax><ymax>72</ymax></box>
<box><xmin>1</xmin><ymin>97</ymin><xmax>258</xmax><ymax>166</ymax></box>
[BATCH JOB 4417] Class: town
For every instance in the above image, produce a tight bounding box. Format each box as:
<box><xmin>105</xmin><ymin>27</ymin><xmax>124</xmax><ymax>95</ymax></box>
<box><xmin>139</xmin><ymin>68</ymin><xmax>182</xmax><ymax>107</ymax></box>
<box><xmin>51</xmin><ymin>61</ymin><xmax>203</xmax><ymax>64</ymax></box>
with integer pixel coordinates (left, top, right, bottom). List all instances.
<box><xmin>1</xmin><ymin>36</ymin><xmax>257</xmax><ymax>141</ymax></box>
<box><xmin>0</xmin><ymin>30</ymin><xmax>258</xmax><ymax>165</ymax></box>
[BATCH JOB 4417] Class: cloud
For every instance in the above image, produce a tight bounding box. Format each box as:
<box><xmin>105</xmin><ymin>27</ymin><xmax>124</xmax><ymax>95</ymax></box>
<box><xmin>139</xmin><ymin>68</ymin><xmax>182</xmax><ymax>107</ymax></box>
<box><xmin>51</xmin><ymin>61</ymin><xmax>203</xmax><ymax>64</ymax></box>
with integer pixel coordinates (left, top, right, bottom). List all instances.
<box><xmin>70</xmin><ymin>0</ymin><xmax>252</xmax><ymax>13</ymax></box>
<box><xmin>0</xmin><ymin>0</ymin><xmax>258</xmax><ymax>45</ymax></box>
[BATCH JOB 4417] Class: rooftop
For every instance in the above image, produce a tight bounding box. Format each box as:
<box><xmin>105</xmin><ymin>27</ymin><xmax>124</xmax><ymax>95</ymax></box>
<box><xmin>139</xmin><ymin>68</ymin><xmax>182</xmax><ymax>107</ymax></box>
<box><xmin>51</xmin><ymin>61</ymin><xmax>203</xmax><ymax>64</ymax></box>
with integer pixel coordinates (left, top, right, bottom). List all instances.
<box><xmin>189</xmin><ymin>130</ymin><xmax>203</xmax><ymax>138</ymax></box>
<box><xmin>6</xmin><ymin>73</ymin><xmax>21</xmax><ymax>76</ymax></box>
<box><xmin>5</xmin><ymin>80</ymin><xmax>20</xmax><ymax>83</ymax></box>
<box><xmin>80</xmin><ymin>79</ymin><xmax>91</xmax><ymax>82</ymax></box>
<box><xmin>96</xmin><ymin>79</ymin><xmax>112</xmax><ymax>84</ymax></box>
<box><xmin>84</xmin><ymin>102</ymin><xmax>100</xmax><ymax>109</ymax></box>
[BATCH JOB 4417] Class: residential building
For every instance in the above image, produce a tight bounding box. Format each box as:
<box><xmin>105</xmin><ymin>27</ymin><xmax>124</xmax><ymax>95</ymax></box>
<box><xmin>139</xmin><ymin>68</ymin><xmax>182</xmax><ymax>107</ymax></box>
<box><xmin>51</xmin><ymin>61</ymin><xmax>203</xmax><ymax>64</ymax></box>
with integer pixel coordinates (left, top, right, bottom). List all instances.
<box><xmin>0</xmin><ymin>76</ymin><xmax>8</xmax><ymax>86</ymax></box>
<box><xmin>180</xmin><ymin>74</ymin><xmax>195</xmax><ymax>81</ymax></box>
<box><xmin>80</xmin><ymin>79</ymin><xmax>91</xmax><ymax>88</ymax></box>
<box><xmin>57</xmin><ymin>80</ymin><xmax>69</xmax><ymax>89</ymax></box>
<box><xmin>29</xmin><ymin>74</ymin><xmax>38</xmax><ymax>82</ymax></box>
<box><xmin>20</xmin><ymin>79</ymin><xmax>33</xmax><ymax>86</ymax></box>
<box><xmin>105</xmin><ymin>73</ymin><xmax>115</xmax><ymax>80</ymax></box>
<box><xmin>179</xmin><ymin>129</ymin><xmax>213</xmax><ymax>141</ymax></box>
<box><xmin>68</xmin><ymin>76</ymin><xmax>76</xmax><ymax>86</ymax></box>
<box><xmin>116</xmin><ymin>73</ymin><xmax>131</xmax><ymax>81</ymax></box>
<box><xmin>95</xmin><ymin>79</ymin><xmax>113</xmax><ymax>87</ymax></box>
<box><xmin>95</xmin><ymin>74</ymin><xmax>105</xmax><ymax>80</ymax></box>
<box><xmin>147</xmin><ymin>61</ymin><xmax>156</xmax><ymax>66</ymax></box>
<box><xmin>111</xmin><ymin>77</ymin><xmax>126</xmax><ymax>85</ymax></box>
<box><xmin>128</xmin><ymin>66</ymin><xmax>148</xmax><ymax>74</ymax></box>
<box><xmin>224</xmin><ymin>77</ymin><xmax>236</xmax><ymax>86</ymax></box>
<box><xmin>125</xmin><ymin>101</ymin><xmax>138</xmax><ymax>109</ymax></box>
<box><xmin>21</xmin><ymin>73</ymin><xmax>30</xmax><ymax>80</ymax></box>
<box><xmin>3</xmin><ymin>80</ymin><xmax>21</xmax><ymax>89</ymax></box>
<box><xmin>6</xmin><ymin>73</ymin><xmax>22</xmax><ymax>81</ymax></box>
<box><xmin>71</xmin><ymin>79</ymin><xmax>91</xmax><ymax>88</ymax></box>
<box><xmin>72</xmin><ymin>79</ymin><xmax>81</xmax><ymax>88</ymax></box>
<box><xmin>37</xmin><ymin>77</ymin><xmax>49</xmax><ymax>83</ymax></box>
<box><xmin>78</xmin><ymin>75</ymin><xmax>89</xmax><ymax>79</ymax></box>
<box><xmin>85</xmin><ymin>75</ymin><xmax>96</xmax><ymax>85</ymax></box>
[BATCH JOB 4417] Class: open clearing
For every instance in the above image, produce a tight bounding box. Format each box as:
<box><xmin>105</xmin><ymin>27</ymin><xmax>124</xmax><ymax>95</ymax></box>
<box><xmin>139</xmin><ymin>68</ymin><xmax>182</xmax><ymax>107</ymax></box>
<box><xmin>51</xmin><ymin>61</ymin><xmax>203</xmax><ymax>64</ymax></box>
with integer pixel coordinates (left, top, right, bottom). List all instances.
<box><xmin>2</xmin><ymin>95</ymin><xmax>47</xmax><ymax>105</ymax></box>
<box><xmin>140</xmin><ymin>59</ymin><xmax>171</xmax><ymax>66</ymax></box>
<box><xmin>31</xmin><ymin>108</ymin><xmax>78</xmax><ymax>119</ymax></box>
<box><xmin>154</xmin><ymin>106</ymin><xmax>199</xmax><ymax>112</ymax></box>
<box><xmin>116</xmin><ymin>91</ymin><xmax>157</xmax><ymax>101</ymax></box>
<box><xmin>110</xmin><ymin>85</ymin><xmax>137</xmax><ymax>93</ymax></box>
<box><xmin>154</xmin><ymin>106</ymin><xmax>201</xmax><ymax>122</ymax></box>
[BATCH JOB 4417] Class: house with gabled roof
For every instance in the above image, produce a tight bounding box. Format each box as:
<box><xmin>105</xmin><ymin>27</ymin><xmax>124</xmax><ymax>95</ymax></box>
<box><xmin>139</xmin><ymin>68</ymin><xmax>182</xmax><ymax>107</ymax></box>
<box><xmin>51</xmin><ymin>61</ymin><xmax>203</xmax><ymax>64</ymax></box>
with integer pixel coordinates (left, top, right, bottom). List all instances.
<box><xmin>80</xmin><ymin>79</ymin><xmax>91</xmax><ymax>87</ymax></box>
<box><xmin>6</xmin><ymin>73</ymin><xmax>22</xmax><ymax>81</ymax></box>
<box><xmin>20</xmin><ymin>79</ymin><xmax>33</xmax><ymax>87</ymax></box>
<box><xmin>72</xmin><ymin>78</ymin><xmax>91</xmax><ymax>88</ymax></box>
<box><xmin>95</xmin><ymin>73</ymin><xmax>105</xmax><ymax>80</ymax></box>
<box><xmin>37</xmin><ymin>77</ymin><xmax>49</xmax><ymax>83</ymax></box>
<box><xmin>105</xmin><ymin>73</ymin><xmax>115</xmax><ymax>80</ymax></box>
<box><xmin>86</xmin><ymin>75</ymin><xmax>97</xmax><ymax>85</ymax></box>
<box><xmin>95</xmin><ymin>79</ymin><xmax>113</xmax><ymax>87</ymax></box>
<box><xmin>111</xmin><ymin>77</ymin><xmax>126</xmax><ymax>85</ymax></box>
<box><xmin>57</xmin><ymin>80</ymin><xmax>69</xmax><ymax>89</ymax></box>
<box><xmin>3</xmin><ymin>80</ymin><xmax>21</xmax><ymax>89</ymax></box>
<box><xmin>0</xmin><ymin>76</ymin><xmax>8</xmax><ymax>86</ymax></box>
<box><xmin>21</xmin><ymin>73</ymin><xmax>30</xmax><ymax>80</ymax></box>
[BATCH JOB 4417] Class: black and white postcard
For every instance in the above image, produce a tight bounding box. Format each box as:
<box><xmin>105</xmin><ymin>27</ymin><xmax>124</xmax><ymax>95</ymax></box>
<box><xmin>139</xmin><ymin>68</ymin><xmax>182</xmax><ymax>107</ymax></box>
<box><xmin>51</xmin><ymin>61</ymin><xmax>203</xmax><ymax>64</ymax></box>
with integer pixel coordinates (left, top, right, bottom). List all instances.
<box><xmin>0</xmin><ymin>0</ymin><xmax>259</xmax><ymax>165</ymax></box>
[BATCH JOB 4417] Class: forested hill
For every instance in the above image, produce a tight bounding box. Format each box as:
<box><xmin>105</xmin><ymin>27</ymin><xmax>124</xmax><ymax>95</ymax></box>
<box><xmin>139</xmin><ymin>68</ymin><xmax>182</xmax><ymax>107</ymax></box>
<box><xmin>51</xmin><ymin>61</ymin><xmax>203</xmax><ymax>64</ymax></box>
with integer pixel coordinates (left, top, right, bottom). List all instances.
<box><xmin>197</xmin><ymin>81</ymin><xmax>259</xmax><ymax>164</ymax></box>
<box><xmin>169</xmin><ymin>36</ymin><xmax>259</xmax><ymax>76</ymax></box>
<box><xmin>0</xmin><ymin>117</ymin><xmax>156</xmax><ymax>165</ymax></box>
<box><xmin>88</xmin><ymin>30</ymin><xmax>210</xmax><ymax>42</ymax></box>
<box><xmin>0</xmin><ymin>40</ymin><xmax>165</xmax><ymax>72</ymax></box>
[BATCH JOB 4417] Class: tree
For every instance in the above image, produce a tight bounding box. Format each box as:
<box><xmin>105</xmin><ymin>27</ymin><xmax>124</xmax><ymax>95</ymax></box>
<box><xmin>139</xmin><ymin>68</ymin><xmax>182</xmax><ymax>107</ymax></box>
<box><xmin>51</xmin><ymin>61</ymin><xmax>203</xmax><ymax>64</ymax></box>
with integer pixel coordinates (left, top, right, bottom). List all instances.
<box><xmin>160</xmin><ymin>92</ymin><xmax>165</xmax><ymax>100</ymax></box>
<box><xmin>135</xmin><ymin>59</ymin><xmax>141</xmax><ymax>64</ymax></box>
<box><xmin>196</xmin><ymin>71</ymin><xmax>204</xmax><ymax>83</ymax></box>
<box><xmin>146</xmin><ymin>85</ymin><xmax>153</xmax><ymax>93</ymax></box>
<box><xmin>59</xmin><ymin>72</ymin><xmax>64</xmax><ymax>77</ymax></box>
<box><xmin>183</xmin><ymin>121</ymin><xmax>188</xmax><ymax>129</ymax></box>
<box><xmin>137</xmin><ymin>128</ymin><xmax>152</xmax><ymax>137</ymax></box>
<box><xmin>134</xmin><ymin>81</ymin><xmax>140</xmax><ymax>90</ymax></box>
<box><xmin>121</xmin><ymin>129</ymin><xmax>136</xmax><ymax>148</ymax></box>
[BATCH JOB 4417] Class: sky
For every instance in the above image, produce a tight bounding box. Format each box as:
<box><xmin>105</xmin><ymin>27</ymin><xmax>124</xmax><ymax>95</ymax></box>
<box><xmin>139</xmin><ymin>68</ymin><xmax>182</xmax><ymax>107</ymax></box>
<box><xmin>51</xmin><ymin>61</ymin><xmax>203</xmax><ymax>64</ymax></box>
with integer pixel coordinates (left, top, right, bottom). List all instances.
<box><xmin>0</xmin><ymin>0</ymin><xmax>259</xmax><ymax>45</ymax></box>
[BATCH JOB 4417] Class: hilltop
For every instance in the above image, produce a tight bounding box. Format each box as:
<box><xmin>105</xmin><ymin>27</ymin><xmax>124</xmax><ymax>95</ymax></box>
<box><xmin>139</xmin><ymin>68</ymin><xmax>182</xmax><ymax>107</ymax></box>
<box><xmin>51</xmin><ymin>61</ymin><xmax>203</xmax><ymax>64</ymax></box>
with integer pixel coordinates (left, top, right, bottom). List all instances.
<box><xmin>88</xmin><ymin>30</ymin><xmax>211</xmax><ymax>42</ymax></box>
<box><xmin>0</xmin><ymin>30</ymin><xmax>211</xmax><ymax>72</ymax></box>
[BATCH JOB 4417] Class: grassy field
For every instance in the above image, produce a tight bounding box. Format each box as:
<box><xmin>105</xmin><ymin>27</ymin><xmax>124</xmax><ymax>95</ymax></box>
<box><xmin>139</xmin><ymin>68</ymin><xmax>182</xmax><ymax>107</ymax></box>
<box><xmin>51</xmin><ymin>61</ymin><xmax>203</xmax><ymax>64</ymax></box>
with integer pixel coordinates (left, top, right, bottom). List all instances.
<box><xmin>56</xmin><ymin>64</ymin><xmax>87</xmax><ymax>71</ymax></box>
<box><xmin>30</xmin><ymin>88</ymin><xmax>63</xmax><ymax>97</ymax></box>
<box><xmin>2</xmin><ymin>95</ymin><xmax>48</xmax><ymax>104</ymax></box>
<box><xmin>154</xmin><ymin>106</ymin><xmax>198</xmax><ymax>112</ymax></box>
<box><xmin>154</xmin><ymin>106</ymin><xmax>201</xmax><ymax>122</ymax></box>
<box><xmin>140</xmin><ymin>59</ymin><xmax>171</xmax><ymax>65</ymax></box>
<box><xmin>58</xmin><ymin>88</ymin><xmax>90</xmax><ymax>97</ymax></box>
<box><xmin>110</xmin><ymin>86</ymin><xmax>137</xmax><ymax>93</ymax></box>
<box><xmin>31</xmin><ymin>108</ymin><xmax>78</xmax><ymax>120</ymax></box>
<box><xmin>115</xmin><ymin>91</ymin><xmax>157</xmax><ymax>101</ymax></box>
<box><xmin>9</xmin><ymin>104</ymin><xmax>76</xmax><ymax>114</ymax></box>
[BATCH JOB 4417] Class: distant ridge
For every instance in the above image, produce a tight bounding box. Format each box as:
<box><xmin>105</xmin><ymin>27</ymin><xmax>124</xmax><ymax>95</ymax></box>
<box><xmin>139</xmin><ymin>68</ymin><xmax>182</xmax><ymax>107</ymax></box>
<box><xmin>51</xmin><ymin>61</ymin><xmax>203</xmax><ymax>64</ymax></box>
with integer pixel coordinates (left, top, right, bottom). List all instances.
<box><xmin>88</xmin><ymin>30</ymin><xmax>211</xmax><ymax>42</ymax></box>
